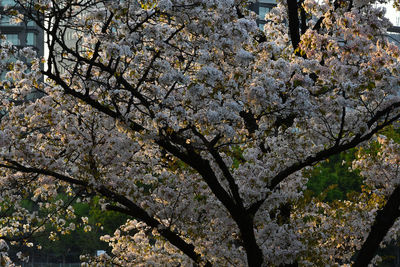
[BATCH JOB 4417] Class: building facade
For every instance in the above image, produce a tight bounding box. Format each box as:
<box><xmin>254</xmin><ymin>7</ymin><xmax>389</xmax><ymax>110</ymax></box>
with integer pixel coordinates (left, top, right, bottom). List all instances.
<box><xmin>0</xmin><ymin>0</ymin><xmax>44</xmax><ymax>96</ymax></box>
<box><xmin>249</xmin><ymin>0</ymin><xmax>276</xmax><ymax>29</ymax></box>
<box><xmin>0</xmin><ymin>0</ymin><xmax>44</xmax><ymax>55</ymax></box>
<box><xmin>0</xmin><ymin>0</ymin><xmax>44</xmax><ymax>60</ymax></box>
<box><xmin>250</xmin><ymin>1</ymin><xmax>400</xmax><ymax>46</ymax></box>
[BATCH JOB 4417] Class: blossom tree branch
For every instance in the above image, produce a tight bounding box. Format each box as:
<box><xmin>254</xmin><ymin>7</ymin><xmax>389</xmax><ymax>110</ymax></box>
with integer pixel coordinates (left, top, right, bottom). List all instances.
<box><xmin>353</xmin><ymin>185</ymin><xmax>400</xmax><ymax>267</ymax></box>
<box><xmin>0</xmin><ymin>160</ymin><xmax>212</xmax><ymax>266</ymax></box>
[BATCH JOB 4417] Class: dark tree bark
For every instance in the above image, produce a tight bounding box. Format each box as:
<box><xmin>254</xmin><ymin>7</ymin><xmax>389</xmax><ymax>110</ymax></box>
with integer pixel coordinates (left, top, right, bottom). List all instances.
<box><xmin>287</xmin><ymin>0</ymin><xmax>301</xmax><ymax>50</ymax></box>
<box><xmin>353</xmin><ymin>186</ymin><xmax>400</xmax><ymax>267</ymax></box>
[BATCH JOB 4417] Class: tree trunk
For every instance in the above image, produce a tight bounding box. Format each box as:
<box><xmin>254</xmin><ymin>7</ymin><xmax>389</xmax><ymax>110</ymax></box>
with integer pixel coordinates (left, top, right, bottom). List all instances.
<box><xmin>353</xmin><ymin>186</ymin><xmax>400</xmax><ymax>267</ymax></box>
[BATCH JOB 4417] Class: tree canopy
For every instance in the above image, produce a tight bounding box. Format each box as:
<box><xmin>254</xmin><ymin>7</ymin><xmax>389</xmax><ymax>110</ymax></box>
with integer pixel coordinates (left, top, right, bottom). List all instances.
<box><xmin>1</xmin><ymin>0</ymin><xmax>400</xmax><ymax>266</ymax></box>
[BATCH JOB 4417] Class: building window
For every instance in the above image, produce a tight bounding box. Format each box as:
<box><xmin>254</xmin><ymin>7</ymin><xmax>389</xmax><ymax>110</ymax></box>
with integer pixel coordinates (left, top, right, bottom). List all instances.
<box><xmin>27</xmin><ymin>20</ymin><xmax>36</xmax><ymax>27</ymax></box>
<box><xmin>1</xmin><ymin>0</ymin><xmax>16</xmax><ymax>6</ymax></box>
<box><xmin>259</xmin><ymin>6</ymin><xmax>272</xmax><ymax>20</ymax></box>
<box><xmin>249</xmin><ymin>0</ymin><xmax>276</xmax><ymax>29</ymax></box>
<box><xmin>5</xmin><ymin>34</ymin><xmax>19</xmax><ymax>45</ymax></box>
<box><xmin>27</xmin><ymin>32</ymin><xmax>36</xmax><ymax>46</ymax></box>
<box><xmin>0</xmin><ymin>15</ymin><xmax>10</xmax><ymax>25</ymax></box>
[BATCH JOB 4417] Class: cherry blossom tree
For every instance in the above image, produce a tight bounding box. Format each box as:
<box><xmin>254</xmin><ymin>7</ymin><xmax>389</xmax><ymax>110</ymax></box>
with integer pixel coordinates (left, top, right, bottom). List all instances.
<box><xmin>1</xmin><ymin>0</ymin><xmax>400</xmax><ymax>266</ymax></box>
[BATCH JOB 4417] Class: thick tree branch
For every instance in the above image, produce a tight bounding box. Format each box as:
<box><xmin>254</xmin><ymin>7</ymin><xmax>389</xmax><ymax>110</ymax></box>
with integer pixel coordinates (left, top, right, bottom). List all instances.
<box><xmin>248</xmin><ymin>103</ymin><xmax>400</xmax><ymax>215</ymax></box>
<box><xmin>0</xmin><ymin>160</ymin><xmax>87</xmax><ymax>186</ymax></box>
<box><xmin>156</xmin><ymin>136</ymin><xmax>263</xmax><ymax>266</ymax></box>
<box><xmin>287</xmin><ymin>0</ymin><xmax>301</xmax><ymax>51</ymax></box>
<box><xmin>299</xmin><ymin>0</ymin><xmax>307</xmax><ymax>35</ymax></box>
<box><xmin>98</xmin><ymin>188</ymin><xmax>212</xmax><ymax>267</ymax></box>
<box><xmin>352</xmin><ymin>185</ymin><xmax>400</xmax><ymax>267</ymax></box>
<box><xmin>0</xmin><ymin>161</ymin><xmax>211</xmax><ymax>266</ymax></box>
<box><xmin>191</xmin><ymin>127</ymin><xmax>244</xmax><ymax>208</ymax></box>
